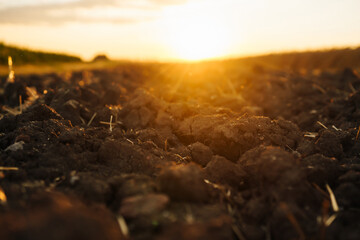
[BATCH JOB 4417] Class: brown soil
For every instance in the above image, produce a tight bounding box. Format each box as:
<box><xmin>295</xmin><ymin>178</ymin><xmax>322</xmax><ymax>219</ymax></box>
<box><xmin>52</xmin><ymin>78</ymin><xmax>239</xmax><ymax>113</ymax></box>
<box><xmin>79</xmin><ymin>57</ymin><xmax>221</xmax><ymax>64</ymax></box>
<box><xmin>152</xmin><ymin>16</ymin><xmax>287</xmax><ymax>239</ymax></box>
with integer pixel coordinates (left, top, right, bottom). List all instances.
<box><xmin>0</xmin><ymin>62</ymin><xmax>359</xmax><ymax>240</ymax></box>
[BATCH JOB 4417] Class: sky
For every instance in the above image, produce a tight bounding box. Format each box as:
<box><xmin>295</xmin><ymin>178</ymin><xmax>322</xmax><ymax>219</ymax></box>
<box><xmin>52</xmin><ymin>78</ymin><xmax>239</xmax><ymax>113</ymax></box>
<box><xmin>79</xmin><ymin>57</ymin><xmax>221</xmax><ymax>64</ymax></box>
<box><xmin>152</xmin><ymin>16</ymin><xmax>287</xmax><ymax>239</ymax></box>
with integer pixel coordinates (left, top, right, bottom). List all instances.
<box><xmin>0</xmin><ymin>0</ymin><xmax>360</xmax><ymax>61</ymax></box>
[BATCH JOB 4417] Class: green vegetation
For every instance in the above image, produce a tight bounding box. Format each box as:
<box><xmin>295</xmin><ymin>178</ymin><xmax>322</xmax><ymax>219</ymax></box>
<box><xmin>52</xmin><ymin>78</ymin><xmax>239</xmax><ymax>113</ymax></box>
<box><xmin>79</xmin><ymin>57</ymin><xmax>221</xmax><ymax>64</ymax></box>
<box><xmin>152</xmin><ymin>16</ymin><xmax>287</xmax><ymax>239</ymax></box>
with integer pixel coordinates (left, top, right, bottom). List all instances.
<box><xmin>241</xmin><ymin>46</ymin><xmax>360</xmax><ymax>71</ymax></box>
<box><xmin>0</xmin><ymin>42</ymin><xmax>82</xmax><ymax>65</ymax></box>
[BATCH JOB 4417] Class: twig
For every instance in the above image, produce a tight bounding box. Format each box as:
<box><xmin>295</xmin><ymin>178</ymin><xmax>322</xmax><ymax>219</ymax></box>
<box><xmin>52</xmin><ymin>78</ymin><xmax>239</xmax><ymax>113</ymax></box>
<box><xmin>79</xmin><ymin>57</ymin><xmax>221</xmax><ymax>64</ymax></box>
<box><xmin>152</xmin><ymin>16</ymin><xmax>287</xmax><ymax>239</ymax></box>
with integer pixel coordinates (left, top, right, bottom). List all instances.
<box><xmin>19</xmin><ymin>95</ymin><xmax>22</xmax><ymax>113</ymax></box>
<box><xmin>326</xmin><ymin>184</ymin><xmax>339</xmax><ymax>212</ymax></box>
<box><xmin>87</xmin><ymin>112</ymin><xmax>97</xmax><ymax>126</ymax></box>
<box><xmin>356</xmin><ymin>126</ymin><xmax>360</xmax><ymax>141</ymax></box>
<box><xmin>317</xmin><ymin>121</ymin><xmax>328</xmax><ymax>129</ymax></box>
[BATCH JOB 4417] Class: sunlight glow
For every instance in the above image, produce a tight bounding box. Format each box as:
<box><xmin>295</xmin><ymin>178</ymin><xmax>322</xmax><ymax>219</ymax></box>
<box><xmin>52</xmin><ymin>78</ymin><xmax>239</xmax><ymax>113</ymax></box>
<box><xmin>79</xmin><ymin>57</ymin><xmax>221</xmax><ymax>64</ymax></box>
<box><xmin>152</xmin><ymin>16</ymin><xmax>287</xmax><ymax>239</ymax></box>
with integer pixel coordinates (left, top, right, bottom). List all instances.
<box><xmin>161</xmin><ymin>1</ymin><xmax>231</xmax><ymax>61</ymax></box>
<box><xmin>1</xmin><ymin>0</ymin><xmax>360</xmax><ymax>61</ymax></box>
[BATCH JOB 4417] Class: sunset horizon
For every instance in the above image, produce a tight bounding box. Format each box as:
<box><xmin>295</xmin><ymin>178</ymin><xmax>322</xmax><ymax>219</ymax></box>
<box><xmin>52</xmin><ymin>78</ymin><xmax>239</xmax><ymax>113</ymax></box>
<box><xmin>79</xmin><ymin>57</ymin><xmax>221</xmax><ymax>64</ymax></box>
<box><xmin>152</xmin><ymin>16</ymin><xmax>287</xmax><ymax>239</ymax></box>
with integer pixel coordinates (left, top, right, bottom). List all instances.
<box><xmin>1</xmin><ymin>0</ymin><xmax>360</xmax><ymax>62</ymax></box>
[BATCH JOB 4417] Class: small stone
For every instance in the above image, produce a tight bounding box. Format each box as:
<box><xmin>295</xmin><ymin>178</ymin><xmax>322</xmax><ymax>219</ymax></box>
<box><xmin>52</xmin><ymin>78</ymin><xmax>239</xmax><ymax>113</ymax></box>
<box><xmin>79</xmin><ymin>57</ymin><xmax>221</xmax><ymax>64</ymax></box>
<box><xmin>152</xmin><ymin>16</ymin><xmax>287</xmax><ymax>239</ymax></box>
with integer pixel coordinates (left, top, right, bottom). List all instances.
<box><xmin>5</xmin><ymin>141</ymin><xmax>25</xmax><ymax>152</ymax></box>
<box><xmin>188</xmin><ymin>142</ymin><xmax>213</xmax><ymax>167</ymax></box>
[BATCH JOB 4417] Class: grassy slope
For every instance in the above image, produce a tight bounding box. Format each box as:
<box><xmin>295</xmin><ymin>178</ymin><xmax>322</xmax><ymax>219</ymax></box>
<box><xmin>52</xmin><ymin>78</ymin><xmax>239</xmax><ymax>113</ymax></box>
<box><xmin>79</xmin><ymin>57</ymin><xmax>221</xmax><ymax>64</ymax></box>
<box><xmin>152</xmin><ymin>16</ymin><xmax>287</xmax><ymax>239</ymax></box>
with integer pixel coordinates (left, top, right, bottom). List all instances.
<box><xmin>234</xmin><ymin>46</ymin><xmax>360</xmax><ymax>71</ymax></box>
<box><xmin>0</xmin><ymin>60</ymin><xmax>125</xmax><ymax>76</ymax></box>
<box><xmin>0</xmin><ymin>42</ymin><xmax>82</xmax><ymax>65</ymax></box>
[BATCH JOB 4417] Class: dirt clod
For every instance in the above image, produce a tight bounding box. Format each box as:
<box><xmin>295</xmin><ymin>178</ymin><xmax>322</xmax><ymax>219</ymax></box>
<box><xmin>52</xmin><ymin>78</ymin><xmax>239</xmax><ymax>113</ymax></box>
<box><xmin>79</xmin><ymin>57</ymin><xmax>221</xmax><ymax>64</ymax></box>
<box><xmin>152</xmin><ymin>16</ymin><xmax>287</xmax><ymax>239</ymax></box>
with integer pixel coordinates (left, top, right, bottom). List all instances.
<box><xmin>157</xmin><ymin>163</ymin><xmax>209</xmax><ymax>202</ymax></box>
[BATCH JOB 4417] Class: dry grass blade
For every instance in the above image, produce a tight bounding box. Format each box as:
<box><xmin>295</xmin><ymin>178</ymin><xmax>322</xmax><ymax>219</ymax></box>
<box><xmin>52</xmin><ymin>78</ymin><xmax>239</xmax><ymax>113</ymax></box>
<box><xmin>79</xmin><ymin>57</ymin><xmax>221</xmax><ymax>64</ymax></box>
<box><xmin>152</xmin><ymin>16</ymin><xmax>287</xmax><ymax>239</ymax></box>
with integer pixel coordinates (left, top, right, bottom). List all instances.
<box><xmin>326</xmin><ymin>184</ymin><xmax>339</xmax><ymax>212</ymax></box>
<box><xmin>19</xmin><ymin>95</ymin><xmax>22</xmax><ymax>113</ymax></box>
<box><xmin>0</xmin><ymin>186</ymin><xmax>7</xmax><ymax>204</ymax></box>
<box><xmin>232</xmin><ymin>225</ymin><xmax>246</xmax><ymax>240</ymax></box>
<box><xmin>204</xmin><ymin>179</ymin><xmax>223</xmax><ymax>190</ymax></box>
<box><xmin>117</xmin><ymin>215</ymin><xmax>129</xmax><ymax>237</ymax></box>
<box><xmin>349</xmin><ymin>82</ymin><xmax>357</xmax><ymax>93</ymax></box>
<box><xmin>99</xmin><ymin>121</ymin><xmax>115</xmax><ymax>125</ymax></box>
<box><xmin>8</xmin><ymin>56</ymin><xmax>12</xmax><ymax>68</ymax></box>
<box><xmin>125</xmin><ymin>139</ymin><xmax>134</xmax><ymax>145</ymax></box>
<box><xmin>109</xmin><ymin>115</ymin><xmax>113</xmax><ymax>132</ymax></box>
<box><xmin>320</xmin><ymin>199</ymin><xmax>330</xmax><ymax>240</ymax></box>
<box><xmin>304</xmin><ymin>132</ymin><xmax>318</xmax><ymax>138</ymax></box>
<box><xmin>7</xmin><ymin>56</ymin><xmax>15</xmax><ymax>83</ymax></box>
<box><xmin>174</xmin><ymin>154</ymin><xmax>190</xmax><ymax>162</ymax></box>
<box><xmin>185</xmin><ymin>205</ymin><xmax>194</xmax><ymax>223</ymax></box>
<box><xmin>26</xmin><ymin>87</ymin><xmax>39</xmax><ymax>101</ymax></box>
<box><xmin>332</xmin><ymin>125</ymin><xmax>341</xmax><ymax>131</ymax></box>
<box><xmin>2</xmin><ymin>106</ymin><xmax>21</xmax><ymax>115</ymax></box>
<box><xmin>317</xmin><ymin>121</ymin><xmax>328</xmax><ymax>129</ymax></box>
<box><xmin>79</xmin><ymin>116</ymin><xmax>86</xmax><ymax>124</ymax></box>
<box><xmin>325</xmin><ymin>214</ymin><xmax>337</xmax><ymax>227</ymax></box>
<box><xmin>313</xmin><ymin>84</ymin><xmax>326</xmax><ymax>94</ymax></box>
<box><xmin>87</xmin><ymin>112</ymin><xmax>97</xmax><ymax>126</ymax></box>
<box><xmin>312</xmin><ymin>183</ymin><xmax>330</xmax><ymax>199</ymax></box>
<box><xmin>164</xmin><ymin>139</ymin><xmax>168</xmax><ymax>152</ymax></box>
<box><xmin>204</xmin><ymin>179</ymin><xmax>232</xmax><ymax>202</ymax></box>
<box><xmin>0</xmin><ymin>166</ymin><xmax>19</xmax><ymax>171</ymax></box>
<box><xmin>227</xmin><ymin>78</ymin><xmax>237</xmax><ymax>95</ymax></box>
<box><xmin>99</xmin><ymin>115</ymin><xmax>117</xmax><ymax>130</ymax></box>
<box><xmin>356</xmin><ymin>126</ymin><xmax>360</xmax><ymax>141</ymax></box>
<box><xmin>279</xmin><ymin>202</ymin><xmax>305</xmax><ymax>240</ymax></box>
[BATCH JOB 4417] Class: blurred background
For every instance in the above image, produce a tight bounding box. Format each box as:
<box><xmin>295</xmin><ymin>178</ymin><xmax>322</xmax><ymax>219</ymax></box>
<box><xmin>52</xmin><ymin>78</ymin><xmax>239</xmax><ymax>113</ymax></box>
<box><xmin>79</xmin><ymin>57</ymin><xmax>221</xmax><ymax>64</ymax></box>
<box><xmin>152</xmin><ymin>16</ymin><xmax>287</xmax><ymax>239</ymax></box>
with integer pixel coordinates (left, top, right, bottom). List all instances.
<box><xmin>0</xmin><ymin>0</ymin><xmax>360</xmax><ymax>62</ymax></box>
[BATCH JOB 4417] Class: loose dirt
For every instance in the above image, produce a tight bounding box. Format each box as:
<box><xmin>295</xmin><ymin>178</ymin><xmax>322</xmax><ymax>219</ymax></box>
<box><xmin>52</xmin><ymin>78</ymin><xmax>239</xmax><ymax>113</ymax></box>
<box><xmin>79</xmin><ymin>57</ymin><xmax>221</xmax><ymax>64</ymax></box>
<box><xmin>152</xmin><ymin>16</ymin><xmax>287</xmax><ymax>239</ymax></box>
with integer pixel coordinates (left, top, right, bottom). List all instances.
<box><xmin>0</xmin><ymin>62</ymin><xmax>359</xmax><ymax>240</ymax></box>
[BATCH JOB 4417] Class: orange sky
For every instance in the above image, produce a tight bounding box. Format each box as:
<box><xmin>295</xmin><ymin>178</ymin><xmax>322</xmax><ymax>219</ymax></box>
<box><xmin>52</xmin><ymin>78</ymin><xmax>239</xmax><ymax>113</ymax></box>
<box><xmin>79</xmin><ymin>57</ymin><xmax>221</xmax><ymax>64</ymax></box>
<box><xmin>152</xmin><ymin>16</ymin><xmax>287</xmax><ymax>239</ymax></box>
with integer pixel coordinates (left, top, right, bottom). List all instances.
<box><xmin>0</xmin><ymin>0</ymin><xmax>360</xmax><ymax>61</ymax></box>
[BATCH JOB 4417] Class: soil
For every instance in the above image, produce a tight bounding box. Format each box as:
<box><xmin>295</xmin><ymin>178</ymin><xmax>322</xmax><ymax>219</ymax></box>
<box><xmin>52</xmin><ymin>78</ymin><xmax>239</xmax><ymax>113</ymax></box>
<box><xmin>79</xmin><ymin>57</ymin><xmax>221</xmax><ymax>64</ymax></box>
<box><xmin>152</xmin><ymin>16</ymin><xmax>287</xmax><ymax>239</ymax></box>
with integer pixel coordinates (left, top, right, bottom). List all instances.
<box><xmin>0</xmin><ymin>62</ymin><xmax>360</xmax><ymax>240</ymax></box>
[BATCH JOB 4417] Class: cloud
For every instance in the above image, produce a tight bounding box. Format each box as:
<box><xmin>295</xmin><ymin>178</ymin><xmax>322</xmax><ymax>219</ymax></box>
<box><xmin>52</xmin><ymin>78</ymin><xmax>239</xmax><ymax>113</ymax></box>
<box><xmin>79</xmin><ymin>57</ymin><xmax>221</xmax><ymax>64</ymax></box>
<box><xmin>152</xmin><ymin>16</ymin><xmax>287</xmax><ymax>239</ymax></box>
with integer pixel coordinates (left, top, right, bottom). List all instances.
<box><xmin>0</xmin><ymin>0</ymin><xmax>189</xmax><ymax>25</ymax></box>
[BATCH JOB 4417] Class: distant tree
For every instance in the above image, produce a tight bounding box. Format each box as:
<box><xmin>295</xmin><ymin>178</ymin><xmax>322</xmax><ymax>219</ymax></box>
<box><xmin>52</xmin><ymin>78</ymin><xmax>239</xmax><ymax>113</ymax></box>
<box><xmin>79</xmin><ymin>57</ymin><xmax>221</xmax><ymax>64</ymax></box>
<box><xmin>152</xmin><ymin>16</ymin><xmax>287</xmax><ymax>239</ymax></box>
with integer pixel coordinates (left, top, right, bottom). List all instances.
<box><xmin>92</xmin><ymin>54</ymin><xmax>110</xmax><ymax>62</ymax></box>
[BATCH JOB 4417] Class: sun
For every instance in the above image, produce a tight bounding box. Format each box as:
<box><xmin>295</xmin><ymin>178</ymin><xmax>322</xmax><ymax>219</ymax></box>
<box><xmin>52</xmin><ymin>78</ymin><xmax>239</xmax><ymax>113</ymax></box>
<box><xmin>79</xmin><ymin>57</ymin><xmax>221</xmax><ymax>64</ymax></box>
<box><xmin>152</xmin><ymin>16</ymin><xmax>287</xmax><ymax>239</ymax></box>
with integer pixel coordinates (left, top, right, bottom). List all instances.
<box><xmin>169</xmin><ymin>17</ymin><xmax>228</xmax><ymax>61</ymax></box>
<box><xmin>160</xmin><ymin>1</ymin><xmax>230</xmax><ymax>61</ymax></box>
